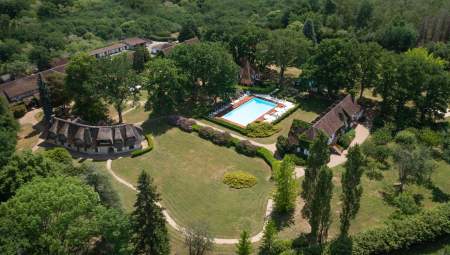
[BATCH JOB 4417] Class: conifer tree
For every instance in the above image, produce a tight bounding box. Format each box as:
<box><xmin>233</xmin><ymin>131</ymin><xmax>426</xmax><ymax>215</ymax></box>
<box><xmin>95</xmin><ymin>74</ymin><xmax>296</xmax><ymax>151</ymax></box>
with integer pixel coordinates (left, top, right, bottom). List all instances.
<box><xmin>133</xmin><ymin>46</ymin><xmax>150</xmax><ymax>73</ymax></box>
<box><xmin>301</xmin><ymin>133</ymin><xmax>330</xmax><ymax>220</ymax></box>
<box><xmin>236</xmin><ymin>230</ymin><xmax>252</xmax><ymax>255</ymax></box>
<box><xmin>37</xmin><ymin>73</ymin><xmax>52</xmax><ymax>125</ymax></box>
<box><xmin>340</xmin><ymin>145</ymin><xmax>365</xmax><ymax>236</ymax></box>
<box><xmin>274</xmin><ymin>156</ymin><xmax>297</xmax><ymax>213</ymax></box>
<box><xmin>303</xmin><ymin>19</ymin><xmax>317</xmax><ymax>45</ymax></box>
<box><xmin>259</xmin><ymin>220</ymin><xmax>277</xmax><ymax>255</ymax></box>
<box><xmin>131</xmin><ymin>171</ymin><xmax>170</xmax><ymax>255</ymax></box>
<box><xmin>309</xmin><ymin>166</ymin><xmax>333</xmax><ymax>245</ymax></box>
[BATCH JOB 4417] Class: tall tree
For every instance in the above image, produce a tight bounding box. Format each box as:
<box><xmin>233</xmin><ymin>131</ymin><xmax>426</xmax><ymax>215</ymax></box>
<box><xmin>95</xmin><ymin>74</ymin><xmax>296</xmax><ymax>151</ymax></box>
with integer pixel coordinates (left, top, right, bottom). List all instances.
<box><xmin>358</xmin><ymin>42</ymin><xmax>383</xmax><ymax>98</ymax></box>
<box><xmin>131</xmin><ymin>171</ymin><xmax>170</xmax><ymax>255</ymax></box>
<box><xmin>379</xmin><ymin>20</ymin><xmax>418</xmax><ymax>52</ymax></box>
<box><xmin>132</xmin><ymin>45</ymin><xmax>150</xmax><ymax>73</ymax></box>
<box><xmin>44</xmin><ymin>72</ymin><xmax>70</xmax><ymax>109</ymax></box>
<box><xmin>143</xmin><ymin>58</ymin><xmax>187</xmax><ymax>114</ymax></box>
<box><xmin>65</xmin><ymin>53</ymin><xmax>108</xmax><ymax>123</ymax></box>
<box><xmin>356</xmin><ymin>0</ymin><xmax>373</xmax><ymax>29</ymax></box>
<box><xmin>303</xmin><ymin>19</ymin><xmax>317</xmax><ymax>45</ymax></box>
<box><xmin>274</xmin><ymin>156</ymin><xmax>297</xmax><ymax>213</ymax></box>
<box><xmin>259</xmin><ymin>220</ymin><xmax>277</xmax><ymax>255</ymax></box>
<box><xmin>323</xmin><ymin>0</ymin><xmax>336</xmax><ymax>15</ymax></box>
<box><xmin>95</xmin><ymin>53</ymin><xmax>140</xmax><ymax>123</ymax></box>
<box><xmin>29</xmin><ymin>46</ymin><xmax>51</xmax><ymax>71</ymax></box>
<box><xmin>309</xmin><ymin>166</ymin><xmax>333</xmax><ymax>245</ymax></box>
<box><xmin>236</xmin><ymin>230</ymin><xmax>252</xmax><ymax>255</ymax></box>
<box><xmin>256</xmin><ymin>29</ymin><xmax>311</xmax><ymax>86</ymax></box>
<box><xmin>37</xmin><ymin>73</ymin><xmax>52</xmax><ymax>125</ymax></box>
<box><xmin>0</xmin><ymin>176</ymin><xmax>131</xmax><ymax>254</ymax></box>
<box><xmin>301</xmin><ymin>132</ymin><xmax>330</xmax><ymax>220</ymax></box>
<box><xmin>340</xmin><ymin>145</ymin><xmax>365</xmax><ymax>236</ymax></box>
<box><xmin>178</xmin><ymin>20</ymin><xmax>200</xmax><ymax>42</ymax></box>
<box><xmin>0</xmin><ymin>96</ymin><xmax>18</xmax><ymax>167</ymax></box>
<box><xmin>169</xmin><ymin>42</ymin><xmax>238</xmax><ymax>109</ymax></box>
<box><xmin>305</xmin><ymin>38</ymin><xmax>361</xmax><ymax>98</ymax></box>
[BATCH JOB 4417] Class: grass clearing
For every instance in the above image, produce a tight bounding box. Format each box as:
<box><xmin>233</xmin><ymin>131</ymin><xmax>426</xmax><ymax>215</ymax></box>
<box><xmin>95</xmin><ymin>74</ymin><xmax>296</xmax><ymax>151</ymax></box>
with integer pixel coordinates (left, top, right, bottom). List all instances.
<box><xmin>16</xmin><ymin>123</ymin><xmax>41</xmax><ymax>151</ymax></box>
<box><xmin>110</xmin><ymin>125</ymin><xmax>273</xmax><ymax>238</ymax></box>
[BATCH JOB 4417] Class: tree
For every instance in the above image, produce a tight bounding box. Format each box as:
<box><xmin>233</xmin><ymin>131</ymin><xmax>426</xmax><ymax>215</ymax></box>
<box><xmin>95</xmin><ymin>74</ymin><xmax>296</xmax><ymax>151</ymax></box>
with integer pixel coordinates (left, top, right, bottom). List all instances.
<box><xmin>379</xmin><ymin>21</ymin><xmax>418</xmax><ymax>52</ymax></box>
<box><xmin>132</xmin><ymin>45</ymin><xmax>150</xmax><ymax>73</ymax></box>
<box><xmin>374</xmin><ymin>51</ymin><xmax>399</xmax><ymax>116</ymax></box>
<box><xmin>0</xmin><ymin>0</ymin><xmax>32</xmax><ymax>19</ymax></box>
<box><xmin>178</xmin><ymin>20</ymin><xmax>200</xmax><ymax>42</ymax></box>
<box><xmin>323</xmin><ymin>0</ymin><xmax>336</xmax><ymax>15</ymax></box>
<box><xmin>169</xmin><ymin>42</ymin><xmax>238</xmax><ymax>109</ymax></box>
<box><xmin>184</xmin><ymin>224</ymin><xmax>214</xmax><ymax>255</ymax></box>
<box><xmin>305</xmin><ymin>38</ymin><xmax>361</xmax><ymax>97</ymax></box>
<box><xmin>44</xmin><ymin>72</ymin><xmax>70</xmax><ymax>109</ymax></box>
<box><xmin>393</xmin><ymin>145</ymin><xmax>435</xmax><ymax>193</ymax></box>
<box><xmin>229</xmin><ymin>25</ymin><xmax>267</xmax><ymax>65</ymax></box>
<box><xmin>274</xmin><ymin>156</ymin><xmax>297</xmax><ymax>213</ymax></box>
<box><xmin>0</xmin><ymin>176</ymin><xmax>131</xmax><ymax>254</ymax></box>
<box><xmin>301</xmin><ymin>132</ymin><xmax>330</xmax><ymax>220</ymax></box>
<box><xmin>256</xmin><ymin>29</ymin><xmax>311</xmax><ymax>86</ymax></box>
<box><xmin>0</xmin><ymin>151</ymin><xmax>62</xmax><ymax>202</ymax></box>
<box><xmin>259</xmin><ymin>220</ymin><xmax>277</xmax><ymax>255</ymax></box>
<box><xmin>0</xmin><ymin>96</ymin><xmax>18</xmax><ymax>167</ymax></box>
<box><xmin>65</xmin><ymin>53</ymin><xmax>108</xmax><ymax>123</ymax></box>
<box><xmin>95</xmin><ymin>53</ymin><xmax>140</xmax><ymax>123</ymax></box>
<box><xmin>303</xmin><ymin>19</ymin><xmax>317</xmax><ymax>45</ymax></box>
<box><xmin>309</xmin><ymin>166</ymin><xmax>333</xmax><ymax>245</ymax></box>
<box><xmin>358</xmin><ymin>42</ymin><xmax>383</xmax><ymax>98</ymax></box>
<box><xmin>236</xmin><ymin>230</ymin><xmax>252</xmax><ymax>255</ymax></box>
<box><xmin>143</xmin><ymin>58</ymin><xmax>187</xmax><ymax>114</ymax></box>
<box><xmin>29</xmin><ymin>46</ymin><xmax>51</xmax><ymax>71</ymax></box>
<box><xmin>37</xmin><ymin>73</ymin><xmax>52</xmax><ymax>125</ymax></box>
<box><xmin>340</xmin><ymin>145</ymin><xmax>365</xmax><ymax>236</ymax></box>
<box><xmin>131</xmin><ymin>171</ymin><xmax>170</xmax><ymax>255</ymax></box>
<box><xmin>356</xmin><ymin>0</ymin><xmax>373</xmax><ymax>29</ymax></box>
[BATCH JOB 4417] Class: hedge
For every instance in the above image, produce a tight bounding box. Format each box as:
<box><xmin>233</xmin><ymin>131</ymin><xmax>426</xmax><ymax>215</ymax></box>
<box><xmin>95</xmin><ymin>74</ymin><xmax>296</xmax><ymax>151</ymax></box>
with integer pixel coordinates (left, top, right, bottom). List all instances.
<box><xmin>204</xmin><ymin>117</ymin><xmax>248</xmax><ymax>134</ymax></box>
<box><xmin>223</xmin><ymin>171</ymin><xmax>257</xmax><ymax>189</ymax></box>
<box><xmin>351</xmin><ymin>203</ymin><xmax>450</xmax><ymax>255</ymax></box>
<box><xmin>271</xmin><ymin>104</ymin><xmax>300</xmax><ymax>125</ymax></box>
<box><xmin>131</xmin><ymin>135</ymin><xmax>154</xmax><ymax>157</ymax></box>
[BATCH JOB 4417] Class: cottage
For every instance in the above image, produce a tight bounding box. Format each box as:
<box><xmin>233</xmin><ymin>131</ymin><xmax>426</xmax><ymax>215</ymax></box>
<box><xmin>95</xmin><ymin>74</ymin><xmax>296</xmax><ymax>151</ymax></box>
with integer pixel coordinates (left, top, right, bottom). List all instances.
<box><xmin>123</xmin><ymin>37</ymin><xmax>148</xmax><ymax>49</ymax></box>
<box><xmin>46</xmin><ymin>117</ymin><xmax>144</xmax><ymax>155</ymax></box>
<box><xmin>288</xmin><ymin>95</ymin><xmax>363</xmax><ymax>155</ymax></box>
<box><xmin>89</xmin><ymin>43</ymin><xmax>128</xmax><ymax>58</ymax></box>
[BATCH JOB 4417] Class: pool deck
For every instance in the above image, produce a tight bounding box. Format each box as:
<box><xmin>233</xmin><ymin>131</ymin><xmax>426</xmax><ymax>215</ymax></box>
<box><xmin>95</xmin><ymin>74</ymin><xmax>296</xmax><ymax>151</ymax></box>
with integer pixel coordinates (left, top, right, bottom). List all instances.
<box><xmin>214</xmin><ymin>95</ymin><xmax>286</xmax><ymax>128</ymax></box>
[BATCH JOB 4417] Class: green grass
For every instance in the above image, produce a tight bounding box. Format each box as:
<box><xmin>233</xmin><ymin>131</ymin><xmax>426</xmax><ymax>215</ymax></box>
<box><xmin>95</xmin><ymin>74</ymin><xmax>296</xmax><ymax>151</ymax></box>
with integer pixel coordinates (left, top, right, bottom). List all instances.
<box><xmin>110</xmin><ymin>125</ymin><xmax>273</xmax><ymax>238</ymax></box>
<box><xmin>123</xmin><ymin>104</ymin><xmax>151</xmax><ymax>124</ymax></box>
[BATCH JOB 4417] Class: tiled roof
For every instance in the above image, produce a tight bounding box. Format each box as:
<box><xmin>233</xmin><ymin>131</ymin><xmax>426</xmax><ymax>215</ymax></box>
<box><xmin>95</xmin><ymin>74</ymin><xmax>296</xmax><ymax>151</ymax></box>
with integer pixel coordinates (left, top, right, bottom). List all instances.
<box><xmin>89</xmin><ymin>43</ymin><xmax>127</xmax><ymax>56</ymax></box>
<box><xmin>123</xmin><ymin>37</ymin><xmax>147</xmax><ymax>47</ymax></box>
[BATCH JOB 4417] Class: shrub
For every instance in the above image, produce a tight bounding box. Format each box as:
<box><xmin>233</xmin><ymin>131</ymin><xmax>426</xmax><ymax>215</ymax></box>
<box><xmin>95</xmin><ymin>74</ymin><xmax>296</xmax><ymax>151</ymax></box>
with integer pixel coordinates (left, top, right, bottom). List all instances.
<box><xmin>145</xmin><ymin>134</ymin><xmax>154</xmax><ymax>150</ymax></box>
<box><xmin>390</xmin><ymin>192</ymin><xmax>422</xmax><ymax>217</ymax></box>
<box><xmin>235</xmin><ymin>140</ymin><xmax>257</xmax><ymax>157</ymax></box>
<box><xmin>372</xmin><ymin>145</ymin><xmax>391</xmax><ymax>163</ymax></box>
<box><xmin>179</xmin><ymin>118</ymin><xmax>196</xmax><ymax>132</ymax></box>
<box><xmin>395</xmin><ymin>130</ymin><xmax>417</xmax><ymax>146</ymax></box>
<box><xmin>276</xmin><ymin>135</ymin><xmax>290</xmax><ymax>157</ymax></box>
<box><xmin>286</xmin><ymin>154</ymin><xmax>306</xmax><ymax>166</ymax></box>
<box><xmin>372</xmin><ymin>127</ymin><xmax>393</xmax><ymax>145</ymax></box>
<box><xmin>418</xmin><ymin>128</ymin><xmax>442</xmax><ymax>147</ymax></box>
<box><xmin>245</xmin><ymin>121</ymin><xmax>280</xmax><ymax>138</ymax></box>
<box><xmin>352</xmin><ymin>203</ymin><xmax>450</xmax><ymax>255</ymax></box>
<box><xmin>223</xmin><ymin>171</ymin><xmax>257</xmax><ymax>189</ymax></box>
<box><xmin>10</xmin><ymin>104</ymin><xmax>27</xmax><ymax>118</ymax></box>
<box><xmin>198</xmin><ymin>126</ymin><xmax>216</xmax><ymax>140</ymax></box>
<box><xmin>131</xmin><ymin>147</ymin><xmax>152</xmax><ymax>157</ymax></box>
<box><xmin>212</xmin><ymin>131</ymin><xmax>232</xmax><ymax>147</ymax></box>
<box><xmin>338</xmin><ymin>129</ymin><xmax>356</xmax><ymax>148</ymax></box>
<box><xmin>191</xmin><ymin>124</ymin><xmax>201</xmax><ymax>132</ymax></box>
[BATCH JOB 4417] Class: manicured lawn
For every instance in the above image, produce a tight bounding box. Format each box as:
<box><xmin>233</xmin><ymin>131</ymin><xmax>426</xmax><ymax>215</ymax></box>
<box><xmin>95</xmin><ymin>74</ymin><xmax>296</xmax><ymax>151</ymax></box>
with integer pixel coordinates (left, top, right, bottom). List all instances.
<box><xmin>16</xmin><ymin>123</ymin><xmax>41</xmax><ymax>151</ymax></box>
<box><xmin>278</xmin><ymin>160</ymin><xmax>450</xmax><ymax>241</ymax></box>
<box><xmin>123</xmin><ymin>104</ymin><xmax>151</xmax><ymax>124</ymax></box>
<box><xmin>110</xmin><ymin>125</ymin><xmax>273</xmax><ymax>238</ymax></box>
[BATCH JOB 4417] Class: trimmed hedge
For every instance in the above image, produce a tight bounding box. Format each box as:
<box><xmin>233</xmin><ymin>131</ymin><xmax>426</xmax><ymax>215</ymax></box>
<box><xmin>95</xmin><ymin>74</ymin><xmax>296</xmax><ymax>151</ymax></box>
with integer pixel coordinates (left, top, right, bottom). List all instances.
<box><xmin>351</xmin><ymin>203</ymin><xmax>450</xmax><ymax>255</ymax></box>
<box><xmin>235</xmin><ymin>140</ymin><xmax>258</xmax><ymax>157</ymax></box>
<box><xmin>223</xmin><ymin>171</ymin><xmax>257</xmax><ymax>189</ymax></box>
<box><xmin>131</xmin><ymin>135</ymin><xmax>154</xmax><ymax>157</ymax></box>
<box><xmin>205</xmin><ymin>117</ymin><xmax>248</xmax><ymax>134</ymax></box>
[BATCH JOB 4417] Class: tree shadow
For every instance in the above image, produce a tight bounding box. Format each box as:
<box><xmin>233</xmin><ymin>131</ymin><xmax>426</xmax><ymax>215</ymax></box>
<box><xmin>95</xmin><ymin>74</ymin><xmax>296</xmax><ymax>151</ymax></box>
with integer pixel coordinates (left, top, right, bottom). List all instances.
<box><xmin>270</xmin><ymin>209</ymin><xmax>295</xmax><ymax>230</ymax></box>
<box><xmin>296</xmin><ymin>95</ymin><xmax>332</xmax><ymax>114</ymax></box>
<box><xmin>140</xmin><ymin>114</ymin><xmax>172</xmax><ymax>137</ymax></box>
<box><xmin>427</xmin><ymin>183</ymin><xmax>450</xmax><ymax>203</ymax></box>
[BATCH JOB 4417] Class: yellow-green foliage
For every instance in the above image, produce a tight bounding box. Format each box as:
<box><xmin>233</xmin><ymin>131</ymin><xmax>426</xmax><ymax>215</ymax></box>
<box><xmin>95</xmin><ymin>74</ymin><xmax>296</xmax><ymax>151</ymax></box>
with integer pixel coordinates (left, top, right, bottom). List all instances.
<box><xmin>223</xmin><ymin>171</ymin><xmax>257</xmax><ymax>189</ymax></box>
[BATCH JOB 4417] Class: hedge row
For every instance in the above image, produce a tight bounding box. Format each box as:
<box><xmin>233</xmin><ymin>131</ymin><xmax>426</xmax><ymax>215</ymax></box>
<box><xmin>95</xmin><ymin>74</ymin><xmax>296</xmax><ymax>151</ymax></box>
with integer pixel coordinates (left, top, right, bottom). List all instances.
<box><xmin>131</xmin><ymin>134</ymin><xmax>154</xmax><ymax>157</ymax></box>
<box><xmin>169</xmin><ymin>115</ymin><xmax>281</xmax><ymax>174</ymax></box>
<box><xmin>351</xmin><ymin>203</ymin><xmax>450</xmax><ymax>255</ymax></box>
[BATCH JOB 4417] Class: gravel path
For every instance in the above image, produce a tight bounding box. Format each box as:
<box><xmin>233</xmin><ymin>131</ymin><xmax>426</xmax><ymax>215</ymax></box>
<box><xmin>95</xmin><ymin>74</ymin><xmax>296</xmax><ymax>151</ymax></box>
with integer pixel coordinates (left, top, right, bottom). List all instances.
<box><xmin>105</xmin><ymin>159</ymin><xmax>274</xmax><ymax>244</ymax></box>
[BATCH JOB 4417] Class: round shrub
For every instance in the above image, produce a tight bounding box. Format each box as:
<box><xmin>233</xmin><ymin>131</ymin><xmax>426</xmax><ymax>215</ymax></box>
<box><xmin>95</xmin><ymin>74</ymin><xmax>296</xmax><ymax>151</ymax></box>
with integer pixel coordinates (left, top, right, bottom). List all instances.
<box><xmin>198</xmin><ymin>126</ymin><xmax>216</xmax><ymax>140</ymax></box>
<box><xmin>179</xmin><ymin>118</ymin><xmax>196</xmax><ymax>132</ymax></box>
<box><xmin>212</xmin><ymin>131</ymin><xmax>232</xmax><ymax>147</ymax></box>
<box><xmin>11</xmin><ymin>104</ymin><xmax>27</xmax><ymax>118</ymax></box>
<box><xmin>223</xmin><ymin>171</ymin><xmax>257</xmax><ymax>189</ymax></box>
<box><xmin>395</xmin><ymin>130</ymin><xmax>417</xmax><ymax>146</ymax></box>
<box><xmin>372</xmin><ymin>127</ymin><xmax>393</xmax><ymax>145</ymax></box>
<box><xmin>235</xmin><ymin>140</ymin><xmax>257</xmax><ymax>157</ymax></box>
<box><xmin>418</xmin><ymin>128</ymin><xmax>442</xmax><ymax>147</ymax></box>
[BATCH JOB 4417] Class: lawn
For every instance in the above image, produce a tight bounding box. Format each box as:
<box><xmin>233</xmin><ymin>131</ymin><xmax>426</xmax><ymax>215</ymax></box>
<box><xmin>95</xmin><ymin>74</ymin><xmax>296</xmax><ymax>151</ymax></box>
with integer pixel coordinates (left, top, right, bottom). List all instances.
<box><xmin>277</xmin><ymin>160</ymin><xmax>450</xmax><ymax>241</ymax></box>
<box><xmin>110</xmin><ymin>125</ymin><xmax>273</xmax><ymax>238</ymax></box>
<box><xmin>123</xmin><ymin>103</ymin><xmax>151</xmax><ymax>124</ymax></box>
<box><xmin>16</xmin><ymin>123</ymin><xmax>41</xmax><ymax>151</ymax></box>
<box><xmin>203</xmin><ymin>96</ymin><xmax>331</xmax><ymax>144</ymax></box>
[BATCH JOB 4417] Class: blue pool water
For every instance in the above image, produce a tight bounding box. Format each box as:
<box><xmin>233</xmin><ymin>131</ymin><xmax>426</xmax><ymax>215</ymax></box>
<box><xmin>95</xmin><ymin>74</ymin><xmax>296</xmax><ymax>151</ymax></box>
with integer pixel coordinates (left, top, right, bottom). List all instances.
<box><xmin>222</xmin><ymin>97</ymin><xmax>277</xmax><ymax>126</ymax></box>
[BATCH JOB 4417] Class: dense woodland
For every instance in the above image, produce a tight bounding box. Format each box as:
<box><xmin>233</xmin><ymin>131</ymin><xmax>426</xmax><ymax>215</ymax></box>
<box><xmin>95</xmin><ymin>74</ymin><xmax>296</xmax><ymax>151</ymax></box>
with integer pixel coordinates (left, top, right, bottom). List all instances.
<box><xmin>1</xmin><ymin>0</ymin><xmax>450</xmax><ymax>254</ymax></box>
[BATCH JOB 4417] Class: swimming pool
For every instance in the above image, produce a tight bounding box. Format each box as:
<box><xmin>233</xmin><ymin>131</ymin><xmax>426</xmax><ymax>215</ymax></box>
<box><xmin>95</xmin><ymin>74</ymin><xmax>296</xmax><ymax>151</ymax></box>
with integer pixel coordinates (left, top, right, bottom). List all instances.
<box><xmin>222</xmin><ymin>97</ymin><xmax>277</xmax><ymax>126</ymax></box>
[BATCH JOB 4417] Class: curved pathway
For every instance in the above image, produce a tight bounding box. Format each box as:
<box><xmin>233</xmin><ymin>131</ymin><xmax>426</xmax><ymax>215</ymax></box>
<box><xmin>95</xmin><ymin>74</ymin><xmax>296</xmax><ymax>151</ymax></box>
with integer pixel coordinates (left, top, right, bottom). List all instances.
<box><xmin>106</xmin><ymin>159</ymin><xmax>274</xmax><ymax>244</ymax></box>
